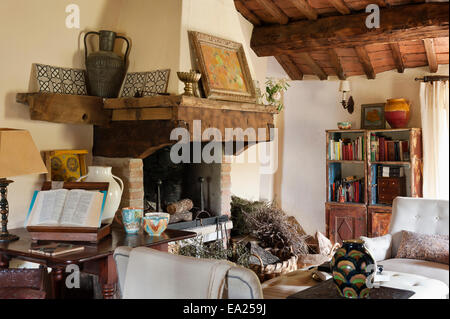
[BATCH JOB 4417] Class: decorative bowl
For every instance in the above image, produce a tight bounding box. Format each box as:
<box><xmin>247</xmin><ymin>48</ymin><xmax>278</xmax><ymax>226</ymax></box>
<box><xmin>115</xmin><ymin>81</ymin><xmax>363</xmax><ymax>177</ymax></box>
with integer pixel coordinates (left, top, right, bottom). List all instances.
<box><xmin>143</xmin><ymin>213</ymin><xmax>170</xmax><ymax>236</ymax></box>
<box><xmin>337</xmin><ymin>121</ymin><xmax>352</xmax><ymax>130</ymax></box>
<box><xmin>176</xmin><ymin>70</ymin><xmax>201</xmax><ymax>83</ymax></box>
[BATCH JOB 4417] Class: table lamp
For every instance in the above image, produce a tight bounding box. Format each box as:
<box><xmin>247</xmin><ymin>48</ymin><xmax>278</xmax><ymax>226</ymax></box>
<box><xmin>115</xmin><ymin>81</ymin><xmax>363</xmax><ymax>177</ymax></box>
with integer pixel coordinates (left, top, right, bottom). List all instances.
<box><xmin>0</xmin><ymin>128</ymin><xmax>47</xmax><ymax>242</ymax></box>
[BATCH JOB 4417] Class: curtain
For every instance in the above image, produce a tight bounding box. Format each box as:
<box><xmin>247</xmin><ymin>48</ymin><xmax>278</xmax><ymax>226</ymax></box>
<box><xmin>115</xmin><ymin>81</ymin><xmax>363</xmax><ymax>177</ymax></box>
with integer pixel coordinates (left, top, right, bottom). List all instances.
<box><xmin>420</xmin><ymin>80</ymin><xmax>449</xmax><ymax>200</ymax></box>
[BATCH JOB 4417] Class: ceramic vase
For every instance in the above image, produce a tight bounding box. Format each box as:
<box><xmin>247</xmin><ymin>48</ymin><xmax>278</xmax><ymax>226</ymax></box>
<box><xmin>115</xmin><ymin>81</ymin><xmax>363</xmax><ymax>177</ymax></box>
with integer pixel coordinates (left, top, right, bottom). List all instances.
<box><xmin>78</xmin><ymin>166</ymin><xmax>124</xmax><ymax>224</ymax></box>
<box><xmin>385</xmin><ymin>98</ymin><xmax>410</xmax><ymax>128</ymax></box>
<box><xmin>331</xmin><ymin>240</ymin><xmax>376</xmax><ymax>299</ymax></box>
<box><xmin>84</xmin><ymin>30</ymin><xmax>130</xmax><ymax>98</ymax></box>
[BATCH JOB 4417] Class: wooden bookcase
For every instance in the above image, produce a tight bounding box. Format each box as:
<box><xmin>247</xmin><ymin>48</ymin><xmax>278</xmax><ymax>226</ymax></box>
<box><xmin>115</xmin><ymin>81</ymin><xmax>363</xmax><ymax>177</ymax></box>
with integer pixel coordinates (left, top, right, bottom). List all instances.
<box><xmin>326</xmin><ymin>128</ymin><xmax>422</xmax><ymax>243</ymax></box>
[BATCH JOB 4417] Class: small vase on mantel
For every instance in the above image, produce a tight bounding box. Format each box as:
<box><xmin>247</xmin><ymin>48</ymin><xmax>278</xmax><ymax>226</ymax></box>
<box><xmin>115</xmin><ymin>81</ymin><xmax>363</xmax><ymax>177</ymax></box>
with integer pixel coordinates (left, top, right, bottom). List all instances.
<box><xmin>384</xmin><ymin>98</ymin><xmax>411</xmax><ymax>128</ymax></box>
<box><xmin>77</xmin><ymin>166</ymin><xmax>124</xmax><ymax>224</ymax></box>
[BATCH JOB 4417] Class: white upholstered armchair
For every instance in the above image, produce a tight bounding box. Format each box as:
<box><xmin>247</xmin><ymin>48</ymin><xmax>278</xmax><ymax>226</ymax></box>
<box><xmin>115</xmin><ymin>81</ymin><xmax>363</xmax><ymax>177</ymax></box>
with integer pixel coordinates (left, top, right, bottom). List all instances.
<box><xmin>113</xmin><ymin>246</ymin><xmax>263</xmax><ymax>299</ymax></box>
<box><xmin>360</xmin><ymin>197</ymin><xmax>449</xmax><ymax>298</ymax></box>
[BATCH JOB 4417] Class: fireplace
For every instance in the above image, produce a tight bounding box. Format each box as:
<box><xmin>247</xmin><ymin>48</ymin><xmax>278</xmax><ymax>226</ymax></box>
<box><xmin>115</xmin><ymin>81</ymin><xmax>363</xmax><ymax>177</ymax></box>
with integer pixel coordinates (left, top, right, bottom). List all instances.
<box><xmin>92</xmin><ymin>143</ymin><xmax>232</xmax><ymax>241</ymax></box>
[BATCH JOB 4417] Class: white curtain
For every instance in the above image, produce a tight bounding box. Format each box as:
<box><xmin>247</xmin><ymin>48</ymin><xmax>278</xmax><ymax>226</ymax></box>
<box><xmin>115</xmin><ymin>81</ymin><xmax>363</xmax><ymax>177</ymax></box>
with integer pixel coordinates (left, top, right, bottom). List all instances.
<box><xmin>420</xmin><ymin>80</ymin><xmax>449</xmax><ymax>200</ymax></box>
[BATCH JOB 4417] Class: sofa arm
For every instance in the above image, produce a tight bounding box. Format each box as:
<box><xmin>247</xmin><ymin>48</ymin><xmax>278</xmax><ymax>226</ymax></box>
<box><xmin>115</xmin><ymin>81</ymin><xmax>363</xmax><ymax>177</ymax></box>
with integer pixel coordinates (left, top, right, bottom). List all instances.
<box><xmin>113</xmin><ymin>246</ymin><xmax>133</xmax><ymax>297</ymax></box>
<box><xmin>360</xmin><ymin>234</ymin><xmax>393</xmax><ymax>262</ymax></box>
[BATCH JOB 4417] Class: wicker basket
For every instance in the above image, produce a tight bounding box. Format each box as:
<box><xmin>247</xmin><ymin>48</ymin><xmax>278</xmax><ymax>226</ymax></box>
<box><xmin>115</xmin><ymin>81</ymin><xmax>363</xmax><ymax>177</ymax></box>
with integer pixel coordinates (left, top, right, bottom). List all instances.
<box><xmin>249</xmin><ymin>252</ymin><xmax>298</xmax><ymax>282</ymax></box>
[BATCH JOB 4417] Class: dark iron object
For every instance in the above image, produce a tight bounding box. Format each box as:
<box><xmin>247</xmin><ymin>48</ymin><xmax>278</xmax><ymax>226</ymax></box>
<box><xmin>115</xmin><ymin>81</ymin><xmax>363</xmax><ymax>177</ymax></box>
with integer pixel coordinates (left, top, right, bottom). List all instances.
<box><xmin>194</xmin><ymin>177</ymin><xmax>211</xmax><ymax>219</ymax></box>
<box><xmin>156</xmin><ymin>179</ymin><xmax>162</xmax><ymax>212</ymax></box>
<box><xmin>167</xmin><ymin>215</ymin><xmax>229</xmax><ymax>230</ymax></box>
<box><xmin>84</xmin><ymin>30</ymin><xmax>130</xmax><ymax>98</ymax></box>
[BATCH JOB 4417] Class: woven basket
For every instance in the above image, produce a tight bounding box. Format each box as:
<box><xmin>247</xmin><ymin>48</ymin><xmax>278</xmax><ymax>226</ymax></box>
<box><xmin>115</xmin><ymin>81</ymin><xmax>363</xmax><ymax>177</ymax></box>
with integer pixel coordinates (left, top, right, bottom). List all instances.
<box><xmin>249</xmin><ymin>252</ymin><xmax>298</xmax><ymax>283</ymax></box>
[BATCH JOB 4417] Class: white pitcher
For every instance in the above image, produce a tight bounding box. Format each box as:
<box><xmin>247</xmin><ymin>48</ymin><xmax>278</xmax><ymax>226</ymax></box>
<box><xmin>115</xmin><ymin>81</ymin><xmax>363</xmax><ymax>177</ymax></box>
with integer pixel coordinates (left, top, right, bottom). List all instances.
<box><xmin>77</xmin><ymin>166</ymin><xmax>124</xmax><ymax>224</ymax></box>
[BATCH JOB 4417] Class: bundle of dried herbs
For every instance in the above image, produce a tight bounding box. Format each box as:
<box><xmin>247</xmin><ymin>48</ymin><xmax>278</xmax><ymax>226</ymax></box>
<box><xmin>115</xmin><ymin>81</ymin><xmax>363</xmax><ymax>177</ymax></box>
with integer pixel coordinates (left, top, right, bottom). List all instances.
<box><xmin>230</xmin><ymin>196</ymin><xmax>266</xmax><ymax>236</ymax></box>
<box><xmin>177</xmin><ymin>236</ymin><xmax>251</xmax><ymax>268</ymax></box>
<box><xmin>231</xmin><ymin>196</ymin><xmax>310</xmax><ymax>258</ymax></box>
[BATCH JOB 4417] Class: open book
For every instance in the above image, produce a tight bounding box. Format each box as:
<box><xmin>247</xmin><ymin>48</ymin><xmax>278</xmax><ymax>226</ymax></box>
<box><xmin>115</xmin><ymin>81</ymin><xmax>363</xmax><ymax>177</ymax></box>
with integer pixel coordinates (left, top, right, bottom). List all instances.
<box><xmin>25</xmin><ymin>189</ymin><xmax>106</xmax><ymax>228</ymax></box>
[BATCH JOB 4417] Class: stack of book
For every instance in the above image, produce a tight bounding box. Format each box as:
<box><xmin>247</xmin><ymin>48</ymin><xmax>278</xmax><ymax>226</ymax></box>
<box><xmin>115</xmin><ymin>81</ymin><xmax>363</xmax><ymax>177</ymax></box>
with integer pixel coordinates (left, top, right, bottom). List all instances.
<box><xmin>370</xmin><ymin>134</ymin><xmax>410</xmax><ymax>162</ymax></box>
<box><xmin>329</xmin><ymin>136</ymin><xmax>365</xmax><ymax>161</ymax></box>
<box><xmin>377</xmin><ymin>165</ymin><xmax>405</xmax><ymax>177</ymax></box>
<box><xmin>329</xmin><ymin>178</ymin><xmax>364</xmax><ymax>203</ymax></box>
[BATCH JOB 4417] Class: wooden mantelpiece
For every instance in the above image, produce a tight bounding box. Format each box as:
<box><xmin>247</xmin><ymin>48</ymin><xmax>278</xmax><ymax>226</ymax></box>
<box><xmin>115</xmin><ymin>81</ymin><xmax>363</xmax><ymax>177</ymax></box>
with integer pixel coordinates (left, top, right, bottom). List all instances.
<box><xmin>16</xmin><ymin>92</ymin><xmax>278</xmax><ymax>158</ymax></box>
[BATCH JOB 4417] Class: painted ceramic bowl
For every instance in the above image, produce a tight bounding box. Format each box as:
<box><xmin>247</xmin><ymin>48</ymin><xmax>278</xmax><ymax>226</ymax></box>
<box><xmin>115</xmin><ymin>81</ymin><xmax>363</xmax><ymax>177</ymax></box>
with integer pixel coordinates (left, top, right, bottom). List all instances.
<box><xmin>337</xmin><ymin>122</ymin><xmax>352</xmax><ymax>130</ymax></box>
<box><xmin>143</xmin><ymin>213</ymin><xmax>170</xmax><ymax>236</ymax></box>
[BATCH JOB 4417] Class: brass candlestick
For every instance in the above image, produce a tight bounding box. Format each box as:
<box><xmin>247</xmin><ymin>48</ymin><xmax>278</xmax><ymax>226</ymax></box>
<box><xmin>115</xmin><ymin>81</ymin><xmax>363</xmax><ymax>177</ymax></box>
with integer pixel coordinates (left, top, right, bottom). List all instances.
<box><xmin>177</xmin><ymin>70</ymin><xmax>201</xmax><ymax>96</ymax></box>
<box><xmin>0</xmin><ymin>178</ymin><xmax>19</xmax><ymax>243</ymax></box>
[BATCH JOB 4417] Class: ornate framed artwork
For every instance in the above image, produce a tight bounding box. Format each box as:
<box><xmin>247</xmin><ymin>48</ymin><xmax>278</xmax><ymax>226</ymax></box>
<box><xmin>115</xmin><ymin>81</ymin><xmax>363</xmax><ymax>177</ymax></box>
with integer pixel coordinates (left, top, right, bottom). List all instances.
<box><xmin>361</xmin><ymin>103</ymin><xmax>386</xmax><ymax>129</ymax></box>
<box><xmin>42</xmin><ymin>149</ymin><xmax>88</xmax><ymax>182</ymax></box>
<box><xmin>189</xmin><ymin>31</ymin><xmax>256</xmax><ymax>103</ymax></box>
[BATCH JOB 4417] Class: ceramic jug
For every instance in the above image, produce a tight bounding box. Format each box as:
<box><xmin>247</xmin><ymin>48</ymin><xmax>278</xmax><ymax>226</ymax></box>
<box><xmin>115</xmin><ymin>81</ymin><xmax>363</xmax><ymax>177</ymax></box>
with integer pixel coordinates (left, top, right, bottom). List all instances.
<box><xmin>84</xmin><ymin>30</ymin><xmax>130</xmax><ymax>98</ymax></box>
<box><xmin>78</xmin><ymin>166</ymin><xmax>124</xmax><ymax>224</ymax></box>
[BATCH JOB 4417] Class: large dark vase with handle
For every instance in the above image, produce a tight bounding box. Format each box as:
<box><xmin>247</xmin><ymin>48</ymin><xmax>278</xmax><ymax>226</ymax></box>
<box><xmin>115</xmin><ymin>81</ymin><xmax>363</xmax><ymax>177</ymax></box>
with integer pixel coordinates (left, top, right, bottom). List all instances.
<box><xmin>331</xmin><ymin>239</ymin><xmax>376</xmax><ymax>298</ymax></box>
<box><xmin>84</xmin><ymin>30</ymin><xmax>130</xmax><ymax>98</ymax></box>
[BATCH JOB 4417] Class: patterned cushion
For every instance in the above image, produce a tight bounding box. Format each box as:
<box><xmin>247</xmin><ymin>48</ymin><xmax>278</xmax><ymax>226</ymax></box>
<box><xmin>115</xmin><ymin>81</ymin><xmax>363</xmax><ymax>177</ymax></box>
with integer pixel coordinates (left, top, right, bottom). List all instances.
<box><xmin>395</xmin><ymin>230</ymin><xmax>449</xmax><ymax>265</ymax></box>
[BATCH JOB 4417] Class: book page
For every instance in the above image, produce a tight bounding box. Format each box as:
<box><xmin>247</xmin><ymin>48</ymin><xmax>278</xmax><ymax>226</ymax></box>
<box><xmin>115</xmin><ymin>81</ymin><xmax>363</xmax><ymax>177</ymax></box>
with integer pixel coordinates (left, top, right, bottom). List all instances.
<box><xmin>36</xmin><ymin>189</ymin><xmax>68</xmax><ymax>225</ymax></box>
<box><xmin>60</xmin><ymin>190</ymin><xmax>100</xmax><ymax>227</ymax></box>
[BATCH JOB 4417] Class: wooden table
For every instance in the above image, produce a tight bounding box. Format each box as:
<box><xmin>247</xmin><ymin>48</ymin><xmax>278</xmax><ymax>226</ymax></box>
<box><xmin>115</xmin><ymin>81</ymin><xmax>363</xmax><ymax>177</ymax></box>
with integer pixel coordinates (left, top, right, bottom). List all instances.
<box><xmin>287</xmin><ymin>278</ymin><xmax>415</xmax><ymax>299</ymax></box>
<box><xmin>0</xmin><ymin>227</ymin><xmax>196</xmax><ymax>299</ymax></box>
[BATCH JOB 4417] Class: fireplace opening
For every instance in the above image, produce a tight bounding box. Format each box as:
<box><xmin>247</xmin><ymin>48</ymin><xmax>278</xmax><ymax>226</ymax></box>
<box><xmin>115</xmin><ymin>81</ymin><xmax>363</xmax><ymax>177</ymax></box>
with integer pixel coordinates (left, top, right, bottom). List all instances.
<box><xmin>143</xmin><ymin>143</ymin><xmax>229</xmax><ymax>225</ymax></box>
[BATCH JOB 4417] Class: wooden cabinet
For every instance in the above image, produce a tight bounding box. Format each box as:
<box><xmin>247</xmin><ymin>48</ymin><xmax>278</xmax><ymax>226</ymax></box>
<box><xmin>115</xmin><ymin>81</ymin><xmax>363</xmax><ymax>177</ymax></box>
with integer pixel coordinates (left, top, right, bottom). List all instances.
<box><xmin>325</xmin><ymin>128</ymin><xmax>422</xmax><ymax>243</ymax></box>
<box><xmin>326</xmin><ymin>203</ymin><xmax>367</xmax><ymax>244</ymax></box>
<box><xmin>368</xmin><ymin>206</ymin><xmax>392</xmax><ymax>237</ymax></box>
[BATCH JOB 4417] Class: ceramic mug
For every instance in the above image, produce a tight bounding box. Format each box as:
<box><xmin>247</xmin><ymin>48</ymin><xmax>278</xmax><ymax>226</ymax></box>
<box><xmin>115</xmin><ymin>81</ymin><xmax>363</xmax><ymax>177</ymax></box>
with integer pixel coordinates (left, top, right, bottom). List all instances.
<box><xmin>143</xmin><ymin>213</ymin><xmax>170</xmax><ymax>236</ymax></box>
<box><xmin>121</xmin><ymin>207</ymin><xmax>143</xmax><ymax>234</ymax></box>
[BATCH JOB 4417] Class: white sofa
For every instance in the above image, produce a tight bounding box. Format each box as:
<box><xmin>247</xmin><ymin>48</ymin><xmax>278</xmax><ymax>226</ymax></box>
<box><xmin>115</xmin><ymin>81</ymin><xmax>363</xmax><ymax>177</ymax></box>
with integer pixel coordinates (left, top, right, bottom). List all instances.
<box><xmin>113</xmin><ymin>246</ymin><xmax>263</xmax><ymax>299</ymax></box>
<box><xmin>361</xmin><ymin>197</ymin><xmax>449</xmax><ymax>293</ymax></box>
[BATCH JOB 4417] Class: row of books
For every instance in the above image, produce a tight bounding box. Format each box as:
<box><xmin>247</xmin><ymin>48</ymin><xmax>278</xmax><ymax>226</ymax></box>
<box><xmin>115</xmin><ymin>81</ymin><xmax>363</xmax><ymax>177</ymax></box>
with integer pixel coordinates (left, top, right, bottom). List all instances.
<box><xmin>329</xmin><ymin>136</ymin><xmax>365</xmax><ymax>161</ymax></box>
<box><xmin>370</xmin><ymin>134</ymin><xmax>410</xmax><ymax>162</ymax></box>
<box><xmin>329</xmin><ymin>178</ymin><xmax>364</xmax><ymax>203</ymax></box>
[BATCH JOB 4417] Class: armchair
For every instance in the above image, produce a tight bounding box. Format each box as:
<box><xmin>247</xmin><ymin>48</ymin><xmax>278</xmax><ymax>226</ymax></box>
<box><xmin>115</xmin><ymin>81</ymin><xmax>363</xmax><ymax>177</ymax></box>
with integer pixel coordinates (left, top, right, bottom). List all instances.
<box><xmin>361</xmin><ymin>197</ymin><xmax>449</xmax><ymax>287</ymax></box>
<box><xmin>113</xmin><ymin>246</ymin><xmax>263</xmax><ymax>299</ymax></box>
<box><xmin>0</xmin><ymin>266</ymin><xmax>49</xmax><ymax>299</ymax></box>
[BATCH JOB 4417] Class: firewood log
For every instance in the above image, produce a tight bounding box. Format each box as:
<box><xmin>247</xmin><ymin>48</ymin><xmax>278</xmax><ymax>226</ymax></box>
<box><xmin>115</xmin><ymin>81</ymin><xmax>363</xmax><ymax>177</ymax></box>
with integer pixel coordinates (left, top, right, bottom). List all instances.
<box><xmin>166</xmin><ymin>199</ymin><xmax>193</xmax><ymax>215</ymax></box>
<box><xmin>169</xmin><ymin>211</ymin><xmax>193</xmax><ymax>224</ymax></box>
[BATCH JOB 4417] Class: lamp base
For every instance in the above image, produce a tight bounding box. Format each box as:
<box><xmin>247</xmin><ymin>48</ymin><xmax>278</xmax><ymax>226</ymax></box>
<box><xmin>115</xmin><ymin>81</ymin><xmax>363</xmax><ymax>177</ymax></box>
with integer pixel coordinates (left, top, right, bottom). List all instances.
<box><xmin>0</xmin><ymin>233</ymin><xmax>19</xmax><ymax>243</ymax></box>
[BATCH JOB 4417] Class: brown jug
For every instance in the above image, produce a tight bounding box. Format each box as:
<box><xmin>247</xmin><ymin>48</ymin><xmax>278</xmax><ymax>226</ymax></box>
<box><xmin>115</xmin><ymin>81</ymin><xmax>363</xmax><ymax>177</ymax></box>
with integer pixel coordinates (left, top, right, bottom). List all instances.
<box><xmin>84</xmin><ymin>30</ymin><xmax>130</xmax><ymax>98</ymax></box>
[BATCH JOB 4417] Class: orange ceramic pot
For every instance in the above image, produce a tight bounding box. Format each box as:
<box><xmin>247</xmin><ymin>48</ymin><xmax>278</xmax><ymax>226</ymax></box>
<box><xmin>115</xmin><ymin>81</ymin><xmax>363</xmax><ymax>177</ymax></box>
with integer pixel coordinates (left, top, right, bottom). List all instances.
<box><xmin>385</xmin><ymin>98</ymin><xmax>410</xmax><ymax>128</ymax></box>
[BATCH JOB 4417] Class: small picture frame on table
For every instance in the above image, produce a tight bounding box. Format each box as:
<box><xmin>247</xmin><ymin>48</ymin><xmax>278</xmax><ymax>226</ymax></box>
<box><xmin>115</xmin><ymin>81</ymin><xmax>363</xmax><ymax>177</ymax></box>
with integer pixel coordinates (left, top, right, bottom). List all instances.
<box><xmin>361</xmin><ymin>104</ymin><xmax>386</xmax><ymax>129</ymax></box>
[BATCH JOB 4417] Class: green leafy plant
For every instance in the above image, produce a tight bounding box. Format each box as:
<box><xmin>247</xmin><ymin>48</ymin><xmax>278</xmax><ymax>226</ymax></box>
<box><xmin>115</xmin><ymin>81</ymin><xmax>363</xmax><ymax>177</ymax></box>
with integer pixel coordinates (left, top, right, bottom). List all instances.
<box><xmin>264</xmin><ymin>77</ymin><xmax>290</xmax><ymax>111</ymax></box>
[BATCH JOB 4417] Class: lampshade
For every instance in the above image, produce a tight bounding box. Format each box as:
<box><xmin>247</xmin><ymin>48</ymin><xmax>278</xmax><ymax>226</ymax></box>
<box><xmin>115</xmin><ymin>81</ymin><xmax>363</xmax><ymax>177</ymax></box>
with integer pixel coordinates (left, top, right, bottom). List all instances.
<box><xmin>339</xmin><ymin>80</ymin><xmax>350</xmax><ymax>92</ymax></box>
<box><xmin>0</xmin><ymin>128</ymin><xmax>47</xmax><ymax>178</ymax></box>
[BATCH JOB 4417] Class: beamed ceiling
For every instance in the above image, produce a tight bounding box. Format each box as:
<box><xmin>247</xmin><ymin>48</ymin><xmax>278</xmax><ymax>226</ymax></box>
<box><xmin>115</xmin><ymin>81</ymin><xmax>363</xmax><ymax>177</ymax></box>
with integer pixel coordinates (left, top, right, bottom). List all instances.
<box><xmin>235</xmin><ymin>0</ymin><xmax>449</xmax><ymax>80</ymax></box>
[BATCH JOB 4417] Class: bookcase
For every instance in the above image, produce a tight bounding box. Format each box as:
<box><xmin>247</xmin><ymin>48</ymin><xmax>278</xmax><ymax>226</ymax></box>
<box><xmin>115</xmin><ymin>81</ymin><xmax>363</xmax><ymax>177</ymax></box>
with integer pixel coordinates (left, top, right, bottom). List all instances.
<box><xmin>325</xmin><ymin>128</ymin><xmax>422</xmax><ymax>243</ymax></box>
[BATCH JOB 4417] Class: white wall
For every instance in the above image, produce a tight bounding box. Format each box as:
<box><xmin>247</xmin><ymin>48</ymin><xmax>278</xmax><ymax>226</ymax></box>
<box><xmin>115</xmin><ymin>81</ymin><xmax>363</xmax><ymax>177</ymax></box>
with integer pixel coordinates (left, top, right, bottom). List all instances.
<box><xmin>269</xmin><ymin>57</ymin><xmax>449</xmax><ymax>235</ymax></box>
<box><xmin>0</xmin><ymin>0</ymin><xmax>123</xmax><ymax>228</ymax></box>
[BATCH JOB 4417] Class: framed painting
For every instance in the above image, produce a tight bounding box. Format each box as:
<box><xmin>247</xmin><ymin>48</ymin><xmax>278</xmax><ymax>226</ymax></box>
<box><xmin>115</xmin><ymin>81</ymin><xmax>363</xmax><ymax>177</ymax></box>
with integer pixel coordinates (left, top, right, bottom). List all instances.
<box><xmin>361</xmin><ymin>104</ymin><xmax>386</xmax><ymax>129</ymax></box>
<box><xmin>189</xmin><ymin>31</ymin><xmax>256</xmax><ymax>103</ymax></box>
<box><xmin>42</xmin><ymin>149</ymin><xmax>88</xmax><ymax>182</ymax></box>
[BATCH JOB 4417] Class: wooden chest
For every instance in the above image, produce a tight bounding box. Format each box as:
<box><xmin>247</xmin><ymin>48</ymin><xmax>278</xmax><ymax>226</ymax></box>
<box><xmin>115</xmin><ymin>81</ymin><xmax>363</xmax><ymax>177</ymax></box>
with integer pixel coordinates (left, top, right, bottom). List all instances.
<box><xmin>378</xmin><ymin>177</ymin><xmax>406</xmax><ymax>204</ymax></box>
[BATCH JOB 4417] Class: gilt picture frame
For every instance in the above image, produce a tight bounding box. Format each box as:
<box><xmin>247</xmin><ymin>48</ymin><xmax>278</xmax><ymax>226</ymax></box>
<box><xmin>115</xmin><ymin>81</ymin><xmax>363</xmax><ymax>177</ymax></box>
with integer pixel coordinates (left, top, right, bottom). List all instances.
<box><xmin>361</xmin><ymin>103</ymin><xmax>386</xmax><ymax>129</ymax></box>
<box><xmin>188</xmin><ymin>31</ymin><xmax>256</xmax><ymax>103</ymax></box>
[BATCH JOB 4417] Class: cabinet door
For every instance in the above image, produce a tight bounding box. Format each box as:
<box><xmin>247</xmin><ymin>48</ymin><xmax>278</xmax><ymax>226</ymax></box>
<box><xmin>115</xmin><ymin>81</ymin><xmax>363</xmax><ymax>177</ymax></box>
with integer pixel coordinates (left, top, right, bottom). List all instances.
<box><xmin>327</xmin><ymin>205</ymin><xmax>367</xmax><ymax>244</ymax></box>
<box><xmin>368</xmin><ymin>210</ymin><xmax>392</xmax><ymax>237</ymax></box>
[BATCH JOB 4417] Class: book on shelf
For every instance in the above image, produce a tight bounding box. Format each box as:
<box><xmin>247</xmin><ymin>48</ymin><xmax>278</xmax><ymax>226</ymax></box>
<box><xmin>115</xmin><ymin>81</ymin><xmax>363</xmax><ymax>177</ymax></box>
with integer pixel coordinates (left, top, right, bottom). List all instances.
<box><xmin>329</xmin><ymin>136</ymin><xmax>364</xmax><ymax>161</ymax></box>
<box><xmin>377</xmin><ymin>165</ymin><xmax>405</xmax><ymax>177</ymax></box>
<box><xmin>330</xmin><ymin>177</ymin><xmax>364</xmax><ymax>203</ymax></box>
<box><xmin>371</xmin><ymin>164</ymin><xmax>378</xmax><ymax>205</ymax></box>
<box><xmin>25</xmin><ymin>189</ymin><xmax>107</xmax><ymax>228</ymax></box>
<box><xmin>29</xmin><ymin>243</ymin><xmax>85</xmax><ymax>257</ymax></box>
<box><xmin>370</xmin><ymin>134</ymin><xmax>409</xmax><ymax>162</ymax></box>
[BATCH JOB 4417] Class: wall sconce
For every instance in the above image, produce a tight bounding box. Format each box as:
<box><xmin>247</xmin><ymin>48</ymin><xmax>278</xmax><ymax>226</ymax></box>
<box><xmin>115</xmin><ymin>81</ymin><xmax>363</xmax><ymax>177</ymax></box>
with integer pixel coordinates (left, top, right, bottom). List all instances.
<box><xmin>339</xmin><ymin>80</ymin><xmax>354</xmax><ymax>114</ymax></box>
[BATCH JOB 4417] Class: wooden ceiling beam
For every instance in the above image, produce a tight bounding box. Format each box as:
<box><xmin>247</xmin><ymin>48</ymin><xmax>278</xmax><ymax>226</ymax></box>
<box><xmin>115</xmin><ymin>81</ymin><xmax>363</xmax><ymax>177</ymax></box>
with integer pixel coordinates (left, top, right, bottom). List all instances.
<box><xmin>255</xmin><ymin>0</ymin><xmax>289</xmax><ymax>24</ymax></box>
<box><xmin>355</xmin><ymin>46</ymin><xmax>376</xmax><ymax>79</ymax></box>
<box><xmin>327</xmin><ymin>0</ymin><xmax>351</xmax><ymax>15</ymax></box>
<box><xmin>251</xmin><ymin>3</ymin><xmax>449</xmax><ymax>56</ymax></box>
<box><xmin>423</xmin><ymin>38</ymin><xmax>438</xmax><ymax>73</ymax></box>
<box><xmin>298</xmin><ymin>52</ymin><xmax>328</xmax><ymax>80</ymax></box>
<box><xmin>288</xmin><ymin>0</ymin><xmax>318</xmax><ymax>20</ymax></box>
<box><xmin>389</xmin><ymin>42</ymin><xmax>405</xmax><ymax>73</ymax></box>
<box><xmin>328</xmin><ymin>49</ymin><xmax>346</xmax><ymax>80</ymax></box>
<box><xmin>235</xmin><ymin>0</ymin><xmax>262</xmax><ymax>26</ymax></box>
<box><xmin>275</xmin><ymin>55</ymin><xmax>303</xmax><ymax>80</ymax></box>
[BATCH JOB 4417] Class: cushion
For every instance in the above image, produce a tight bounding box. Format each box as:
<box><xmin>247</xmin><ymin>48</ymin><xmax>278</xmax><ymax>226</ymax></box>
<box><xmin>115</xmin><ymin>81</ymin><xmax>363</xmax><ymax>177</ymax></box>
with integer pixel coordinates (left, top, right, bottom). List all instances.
<box><xmin>379</xmin><ymin>258</ymin><xmax>449</xmax><ymax>286</ymax></box>
<box><xmin>360</xmin><ymin>234</ymin><xmax>392</xmax><ymax>262</ymax></box>
<box><xmin>395</xmin><ymin>230</ymin><xmax>449</xmax><ymax>265</ymax></box>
